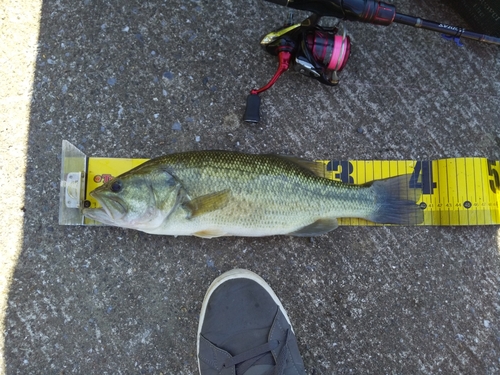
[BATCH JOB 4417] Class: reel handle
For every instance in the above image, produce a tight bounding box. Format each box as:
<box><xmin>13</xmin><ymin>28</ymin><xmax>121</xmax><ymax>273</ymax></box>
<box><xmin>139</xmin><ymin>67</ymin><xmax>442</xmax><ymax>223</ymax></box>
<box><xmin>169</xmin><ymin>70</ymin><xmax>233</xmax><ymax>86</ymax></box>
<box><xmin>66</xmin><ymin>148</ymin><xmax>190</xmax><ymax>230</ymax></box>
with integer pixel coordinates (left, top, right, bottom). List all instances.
<box><xmin>243</xmin><ymin>94</ymin><xmax>261</xmax><ymax>123</ymax></box>
<box><xmin>243</xmin><ymin>50</ymin><xmax>292</xmax><ymax>123</ymax></box>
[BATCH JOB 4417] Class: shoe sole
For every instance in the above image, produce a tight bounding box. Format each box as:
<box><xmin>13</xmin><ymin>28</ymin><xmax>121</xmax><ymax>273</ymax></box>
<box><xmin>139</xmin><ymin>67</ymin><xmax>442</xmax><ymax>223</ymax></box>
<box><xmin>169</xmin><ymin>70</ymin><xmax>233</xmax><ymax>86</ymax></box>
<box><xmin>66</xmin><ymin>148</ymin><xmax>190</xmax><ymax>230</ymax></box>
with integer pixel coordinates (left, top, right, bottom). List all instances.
<box><xmin>196</xmin><ymin>269</ymin><xmax>293</xmax><ymax>374</ymax></box>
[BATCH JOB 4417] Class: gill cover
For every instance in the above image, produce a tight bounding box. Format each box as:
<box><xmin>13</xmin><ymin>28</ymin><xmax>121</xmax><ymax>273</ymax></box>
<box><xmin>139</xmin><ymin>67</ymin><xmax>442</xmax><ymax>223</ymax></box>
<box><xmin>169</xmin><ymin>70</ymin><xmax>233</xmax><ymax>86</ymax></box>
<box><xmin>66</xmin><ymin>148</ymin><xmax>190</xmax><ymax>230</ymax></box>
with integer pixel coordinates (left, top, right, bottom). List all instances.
<box><xmin>84</xmin><ymin>165</ymin><xmax>182</xmax><ymax>229</ymax></box>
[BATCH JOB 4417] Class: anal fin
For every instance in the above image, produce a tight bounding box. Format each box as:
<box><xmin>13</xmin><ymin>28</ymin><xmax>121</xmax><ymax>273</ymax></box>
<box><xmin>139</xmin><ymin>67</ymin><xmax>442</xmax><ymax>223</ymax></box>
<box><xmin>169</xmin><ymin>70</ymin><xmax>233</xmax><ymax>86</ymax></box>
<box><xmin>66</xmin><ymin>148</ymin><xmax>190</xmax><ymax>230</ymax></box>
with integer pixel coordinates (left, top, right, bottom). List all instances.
<box><xmin>289</xmin><ymin>218</ymin><xmax>339</xmax><ymax>237</ymax></box>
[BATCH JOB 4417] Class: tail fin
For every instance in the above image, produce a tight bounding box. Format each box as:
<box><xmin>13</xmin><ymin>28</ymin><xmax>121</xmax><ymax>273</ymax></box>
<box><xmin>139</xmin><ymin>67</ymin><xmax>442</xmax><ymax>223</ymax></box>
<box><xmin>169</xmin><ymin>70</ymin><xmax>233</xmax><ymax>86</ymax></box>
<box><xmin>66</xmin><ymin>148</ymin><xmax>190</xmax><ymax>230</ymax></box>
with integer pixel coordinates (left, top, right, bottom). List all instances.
<box><xmin>367</xmin><ymin>174</ymin><xmax>423</xmax><ymax>225</ymax></box>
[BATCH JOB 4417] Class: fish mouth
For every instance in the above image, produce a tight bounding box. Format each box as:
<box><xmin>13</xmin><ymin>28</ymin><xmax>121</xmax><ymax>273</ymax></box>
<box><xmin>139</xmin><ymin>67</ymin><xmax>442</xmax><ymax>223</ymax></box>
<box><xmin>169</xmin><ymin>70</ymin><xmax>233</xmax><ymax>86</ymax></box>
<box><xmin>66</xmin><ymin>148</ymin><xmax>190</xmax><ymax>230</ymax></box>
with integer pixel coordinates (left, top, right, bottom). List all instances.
<box><xmin>83</xmin><ymin>192</ymin><xmax>127</xmax><ymax>224</ymax></box>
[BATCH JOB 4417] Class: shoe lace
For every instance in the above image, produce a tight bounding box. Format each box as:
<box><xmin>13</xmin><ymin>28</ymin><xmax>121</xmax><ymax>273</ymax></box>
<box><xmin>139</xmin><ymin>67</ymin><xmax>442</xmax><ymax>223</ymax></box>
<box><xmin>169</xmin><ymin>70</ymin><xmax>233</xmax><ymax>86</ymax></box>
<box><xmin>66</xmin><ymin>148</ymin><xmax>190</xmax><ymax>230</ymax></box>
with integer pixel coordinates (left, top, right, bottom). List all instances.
<box><xmin>222</xmin><ymin>329</ymin><xmax>291</xmax><ymax>375</ymax></box>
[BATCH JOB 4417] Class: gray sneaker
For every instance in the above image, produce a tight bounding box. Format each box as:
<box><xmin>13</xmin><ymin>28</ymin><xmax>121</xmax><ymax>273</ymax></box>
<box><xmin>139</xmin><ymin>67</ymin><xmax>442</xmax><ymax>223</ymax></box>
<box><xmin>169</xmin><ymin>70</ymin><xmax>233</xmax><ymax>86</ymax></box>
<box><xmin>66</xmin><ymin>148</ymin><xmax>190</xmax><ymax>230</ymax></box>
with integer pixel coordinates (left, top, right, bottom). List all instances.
<box><xmin>197</xmin><ymin>269</ymin><xmax>306</xmax><ymax>375</ymax></box>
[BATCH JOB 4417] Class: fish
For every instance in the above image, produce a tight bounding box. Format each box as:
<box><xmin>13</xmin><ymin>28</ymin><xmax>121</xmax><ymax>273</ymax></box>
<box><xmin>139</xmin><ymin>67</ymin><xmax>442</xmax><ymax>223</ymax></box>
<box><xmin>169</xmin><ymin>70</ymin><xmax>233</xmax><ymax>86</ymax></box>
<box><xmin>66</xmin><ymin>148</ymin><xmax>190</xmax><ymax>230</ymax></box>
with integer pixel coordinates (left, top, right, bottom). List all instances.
<box><xmin>82</xmin><ymin>150</ymin><xmax>423</xmax><ymax>238</ymax></box>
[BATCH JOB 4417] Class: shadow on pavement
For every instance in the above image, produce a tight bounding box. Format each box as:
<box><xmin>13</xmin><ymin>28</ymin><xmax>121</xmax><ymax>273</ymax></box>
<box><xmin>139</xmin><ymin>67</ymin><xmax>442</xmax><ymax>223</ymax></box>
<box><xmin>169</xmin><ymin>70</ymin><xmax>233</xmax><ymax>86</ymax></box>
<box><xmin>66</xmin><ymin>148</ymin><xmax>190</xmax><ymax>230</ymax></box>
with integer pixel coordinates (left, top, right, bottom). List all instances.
<box><xmin>4</xmin><ymin>0</ymin><xmax>500</xmax><ymax>373</ymax></box>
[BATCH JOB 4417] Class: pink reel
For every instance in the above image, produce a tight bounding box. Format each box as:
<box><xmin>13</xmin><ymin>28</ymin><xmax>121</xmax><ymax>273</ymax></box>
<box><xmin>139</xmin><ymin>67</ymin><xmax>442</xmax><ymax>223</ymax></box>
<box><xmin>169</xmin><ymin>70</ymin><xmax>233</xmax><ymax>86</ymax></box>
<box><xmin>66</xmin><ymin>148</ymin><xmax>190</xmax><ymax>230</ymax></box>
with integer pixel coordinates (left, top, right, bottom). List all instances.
<box><xmin>304</xmin><ymin>28</ymin><xmax>351</xmax><ymax>83</ymax></box>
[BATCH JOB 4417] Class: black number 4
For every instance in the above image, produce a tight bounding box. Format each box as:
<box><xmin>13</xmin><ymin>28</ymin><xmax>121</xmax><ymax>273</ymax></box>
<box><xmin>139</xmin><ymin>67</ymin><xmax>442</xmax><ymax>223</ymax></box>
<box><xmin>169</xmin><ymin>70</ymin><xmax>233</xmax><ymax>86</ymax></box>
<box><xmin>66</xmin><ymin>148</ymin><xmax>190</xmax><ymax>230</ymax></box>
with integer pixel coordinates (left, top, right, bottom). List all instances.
<box><xmin>409</xmin><ymin>161</ymin><xmax>436</xmax><ymax>195</ymax></box>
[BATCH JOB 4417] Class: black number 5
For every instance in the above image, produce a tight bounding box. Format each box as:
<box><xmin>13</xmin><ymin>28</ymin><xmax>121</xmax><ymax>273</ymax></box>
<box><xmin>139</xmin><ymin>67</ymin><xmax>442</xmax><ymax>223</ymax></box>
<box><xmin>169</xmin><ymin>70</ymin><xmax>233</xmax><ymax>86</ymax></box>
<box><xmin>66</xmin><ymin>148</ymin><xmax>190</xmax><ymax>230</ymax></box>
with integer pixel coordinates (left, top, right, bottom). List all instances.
<box><xmin>487</xmin><ymin>160</ymin><xmax>500</xmax><ymax>193</ymax></box>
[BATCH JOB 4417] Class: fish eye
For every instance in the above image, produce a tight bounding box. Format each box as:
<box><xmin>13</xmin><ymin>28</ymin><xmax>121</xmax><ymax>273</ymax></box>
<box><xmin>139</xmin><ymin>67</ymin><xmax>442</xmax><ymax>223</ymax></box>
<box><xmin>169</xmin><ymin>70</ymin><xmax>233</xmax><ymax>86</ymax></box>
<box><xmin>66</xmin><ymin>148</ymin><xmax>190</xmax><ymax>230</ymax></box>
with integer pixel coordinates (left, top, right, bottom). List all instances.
<box><xmin>110</xmin><ymin>180</ymin><xmax>123</xmax><ymax>193</ymax></box>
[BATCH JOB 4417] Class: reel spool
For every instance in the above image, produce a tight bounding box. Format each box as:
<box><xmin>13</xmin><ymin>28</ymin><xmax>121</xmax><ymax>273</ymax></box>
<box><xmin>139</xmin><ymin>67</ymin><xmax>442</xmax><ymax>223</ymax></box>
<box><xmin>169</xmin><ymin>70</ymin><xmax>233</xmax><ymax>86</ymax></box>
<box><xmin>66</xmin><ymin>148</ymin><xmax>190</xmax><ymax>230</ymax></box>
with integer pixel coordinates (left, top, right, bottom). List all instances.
<box><xmin>244</xmin><ymin>16</ymin><xmax>351</xmax><ymax>123</ymax></box>
<box><xmin>301</xmin><ymin>27</ymin><xmax>351</xmax><ymax>84</ymax></box>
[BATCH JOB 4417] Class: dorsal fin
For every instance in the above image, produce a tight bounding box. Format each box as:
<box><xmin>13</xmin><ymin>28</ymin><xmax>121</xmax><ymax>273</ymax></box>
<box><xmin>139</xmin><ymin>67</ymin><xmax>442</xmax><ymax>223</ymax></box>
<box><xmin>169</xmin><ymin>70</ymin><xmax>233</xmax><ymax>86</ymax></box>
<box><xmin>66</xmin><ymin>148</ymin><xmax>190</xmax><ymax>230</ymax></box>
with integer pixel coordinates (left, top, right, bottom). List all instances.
<box><xmin>276</xmin><ymin>155</ymin><xmax>325</xmax><ymax>177</ymax></box>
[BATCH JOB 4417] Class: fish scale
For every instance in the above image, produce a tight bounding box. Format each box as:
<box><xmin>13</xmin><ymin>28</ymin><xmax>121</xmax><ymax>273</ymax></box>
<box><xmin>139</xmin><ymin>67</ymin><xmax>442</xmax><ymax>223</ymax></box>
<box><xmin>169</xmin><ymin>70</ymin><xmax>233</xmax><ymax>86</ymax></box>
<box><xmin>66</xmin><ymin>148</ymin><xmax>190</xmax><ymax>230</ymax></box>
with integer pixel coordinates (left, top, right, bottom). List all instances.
<box><xmin>82</xmin><ymin>150</ymin><xmax>422</xmax><ymax>237</ymax></box>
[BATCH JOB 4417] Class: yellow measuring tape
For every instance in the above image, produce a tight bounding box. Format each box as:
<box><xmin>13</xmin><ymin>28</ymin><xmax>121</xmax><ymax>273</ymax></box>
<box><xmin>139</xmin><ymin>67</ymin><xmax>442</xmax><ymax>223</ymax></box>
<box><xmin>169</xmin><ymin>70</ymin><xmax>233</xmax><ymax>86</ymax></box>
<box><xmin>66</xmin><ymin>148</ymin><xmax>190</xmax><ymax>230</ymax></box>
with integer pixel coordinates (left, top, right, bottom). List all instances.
<box><xmin>322</xmin><ymin>158</ymin><xmax>500</xmax><ymax>226</ymax></box>
<box><xmin>82</xmin><ymin>156</ymin><xmax>500</xmax><ymax>226</ymax></box>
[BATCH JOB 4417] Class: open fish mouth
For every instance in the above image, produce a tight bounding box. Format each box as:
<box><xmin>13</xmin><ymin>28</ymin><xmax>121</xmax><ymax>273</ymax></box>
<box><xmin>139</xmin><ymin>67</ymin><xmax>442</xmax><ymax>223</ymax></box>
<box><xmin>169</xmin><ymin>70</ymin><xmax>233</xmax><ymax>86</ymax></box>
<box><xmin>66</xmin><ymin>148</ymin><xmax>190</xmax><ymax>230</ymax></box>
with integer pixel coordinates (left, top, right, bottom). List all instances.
<box><xmin>83</xmin><ymin>193</ymin><xmax>127</xmax><ymax>224</ymax></box>
<box><xmin>82</xmin><ymin>207</ymin><xmax>115</xmax><ymax>225</ymax></box>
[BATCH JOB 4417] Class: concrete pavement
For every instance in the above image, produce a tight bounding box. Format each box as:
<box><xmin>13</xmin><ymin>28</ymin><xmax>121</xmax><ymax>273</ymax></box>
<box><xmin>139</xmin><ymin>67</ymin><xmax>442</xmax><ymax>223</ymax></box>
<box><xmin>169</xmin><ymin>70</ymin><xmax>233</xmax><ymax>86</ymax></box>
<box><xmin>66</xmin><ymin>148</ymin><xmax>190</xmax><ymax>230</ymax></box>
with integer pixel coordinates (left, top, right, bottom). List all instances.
<box><xmin>2</xmin><ymin>0</ymin><xmax>499</xmax><ymax>373</ymax></box>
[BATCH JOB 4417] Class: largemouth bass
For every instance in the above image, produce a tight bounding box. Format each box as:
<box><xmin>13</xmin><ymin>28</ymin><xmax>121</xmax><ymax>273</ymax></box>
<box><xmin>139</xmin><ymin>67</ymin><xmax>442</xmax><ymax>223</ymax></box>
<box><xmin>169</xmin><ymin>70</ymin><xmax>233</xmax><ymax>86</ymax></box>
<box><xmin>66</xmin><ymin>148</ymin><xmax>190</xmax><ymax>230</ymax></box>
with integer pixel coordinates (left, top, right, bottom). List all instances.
<box><xmin>82</xmin><ymin>151</ymin><xmax>423</xmax><ymax>237</ymax></box>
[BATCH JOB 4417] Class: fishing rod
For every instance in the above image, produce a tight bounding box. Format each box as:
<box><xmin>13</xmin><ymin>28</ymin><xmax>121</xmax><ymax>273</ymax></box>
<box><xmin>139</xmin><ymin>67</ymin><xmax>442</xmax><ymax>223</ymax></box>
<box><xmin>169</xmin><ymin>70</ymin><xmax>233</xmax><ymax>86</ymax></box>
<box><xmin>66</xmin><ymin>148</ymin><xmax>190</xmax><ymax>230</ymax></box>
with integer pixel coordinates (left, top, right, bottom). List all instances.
<box><xmin>243</xmin><ymin>0</ymin><xmax>500</xmax><ymax>123</ymax></box>
<box><xmin>266</xmin><ymin>0</ymin><xmax>500</xmax><ymax>45</ymax></box>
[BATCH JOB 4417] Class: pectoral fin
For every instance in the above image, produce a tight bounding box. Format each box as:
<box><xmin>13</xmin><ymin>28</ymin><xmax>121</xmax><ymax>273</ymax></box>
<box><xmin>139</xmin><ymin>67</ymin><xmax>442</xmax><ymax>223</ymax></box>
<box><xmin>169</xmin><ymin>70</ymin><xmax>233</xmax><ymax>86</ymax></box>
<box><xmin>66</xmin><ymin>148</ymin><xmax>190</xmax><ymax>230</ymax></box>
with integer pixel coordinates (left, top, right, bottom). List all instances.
<box><xmin>289</xmin><ymin>218</ymin><xmax>339</xmax><ymax>237</ymax></box>
<box><xmin>182</xmin><ymin>189</ymin><xmax>231</xmax><ymax>219</ymax></box>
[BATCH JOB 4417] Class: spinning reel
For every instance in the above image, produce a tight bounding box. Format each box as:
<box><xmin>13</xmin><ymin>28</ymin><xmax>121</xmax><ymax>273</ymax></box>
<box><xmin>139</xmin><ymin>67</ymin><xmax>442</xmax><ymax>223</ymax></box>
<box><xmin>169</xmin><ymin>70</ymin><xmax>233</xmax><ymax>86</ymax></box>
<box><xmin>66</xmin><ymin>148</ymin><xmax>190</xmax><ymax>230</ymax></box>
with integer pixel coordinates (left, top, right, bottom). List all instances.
<box><xmin>243</xmin><ymin>0</ymin><xmax>500</xmax><ymax>123</ymax></box>
<box><xmin>244</xmin><ymin>14</ymin><xmax>350</xmax><ymax>123</ymax></box>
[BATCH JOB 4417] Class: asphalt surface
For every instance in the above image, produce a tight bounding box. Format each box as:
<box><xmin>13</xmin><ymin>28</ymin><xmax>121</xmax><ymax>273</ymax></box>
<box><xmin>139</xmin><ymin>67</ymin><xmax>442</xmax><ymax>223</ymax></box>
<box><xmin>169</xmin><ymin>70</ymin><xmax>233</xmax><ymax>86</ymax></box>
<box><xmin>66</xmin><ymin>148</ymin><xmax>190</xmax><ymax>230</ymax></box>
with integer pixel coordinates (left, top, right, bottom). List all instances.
<box><xmin>2</xmin><ymin>0</ymin><xmax>500</xmax><ymax>374</ymax></box>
